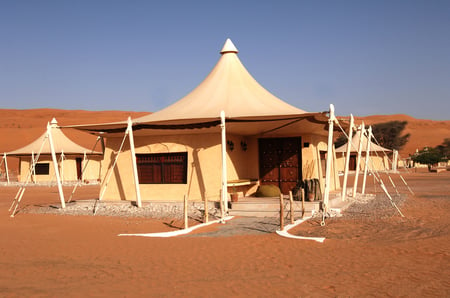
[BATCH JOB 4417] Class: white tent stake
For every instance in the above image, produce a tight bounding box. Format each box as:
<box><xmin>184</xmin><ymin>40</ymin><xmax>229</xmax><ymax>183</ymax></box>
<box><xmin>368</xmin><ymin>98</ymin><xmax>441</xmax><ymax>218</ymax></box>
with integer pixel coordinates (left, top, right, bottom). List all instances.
<box><xmin>400</xmin><ymin>175</ymin><xmax>415</xmax><ymax>195</ymax></box>
<box><xmin>369</xmin><ymin>136</ymin><xmax>414</xmax><ymax>196</ymax></box>
<box><xmin>365</xmin><ymin>156</ymin><xmax>405</xmax><ymax>218</ymax></box>
<box><xmin>379</xmin><ymin>179</ymin><xmax>405</xmax><ymax>217</ymax></box>
<box><xmin>341</xmin><ymin>114</ymin><xmax>354</xmax><ymax>201</ymax></box>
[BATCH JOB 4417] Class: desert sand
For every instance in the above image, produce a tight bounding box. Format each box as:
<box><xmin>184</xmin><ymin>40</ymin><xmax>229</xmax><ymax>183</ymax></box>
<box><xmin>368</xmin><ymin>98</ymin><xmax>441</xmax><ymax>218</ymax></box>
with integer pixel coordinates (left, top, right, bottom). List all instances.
<box><xmin>0</xmin><ymin>170</ymin><xmax>449</xmax><ymax>297</ymax></box>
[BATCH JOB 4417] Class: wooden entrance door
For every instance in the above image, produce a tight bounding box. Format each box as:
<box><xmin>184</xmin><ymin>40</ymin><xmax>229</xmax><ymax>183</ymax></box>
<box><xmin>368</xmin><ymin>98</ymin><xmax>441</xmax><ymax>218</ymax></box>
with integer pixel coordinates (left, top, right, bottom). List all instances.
<box><xmin>76</xmin><ymin>157</ymin><xmax>82</xmax><ymax>181</ymax></box>
<box><xmin>349</xmin><ymin>155</ymin><xmax>357</xmax><ymax>171</ymax></box>
<box><xmin>259</xmin><ymin>137</ymin><xmax>302</xmax><ymax>194</ymax></box>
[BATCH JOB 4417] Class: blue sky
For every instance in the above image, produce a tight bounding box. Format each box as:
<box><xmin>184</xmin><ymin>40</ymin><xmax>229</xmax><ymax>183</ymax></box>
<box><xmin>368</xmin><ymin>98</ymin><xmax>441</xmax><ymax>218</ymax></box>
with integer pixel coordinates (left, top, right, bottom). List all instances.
<box><xmin>1</xmin><ymin>0</ymin><xmax>449</xmax><ymax>120</ymax></box>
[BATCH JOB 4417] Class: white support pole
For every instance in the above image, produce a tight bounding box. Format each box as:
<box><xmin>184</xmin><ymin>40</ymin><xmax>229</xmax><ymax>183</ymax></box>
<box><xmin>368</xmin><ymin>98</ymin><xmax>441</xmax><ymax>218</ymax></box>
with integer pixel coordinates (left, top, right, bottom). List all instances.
<box><xmin>31</xmin><ymin>151</ymin><xmax>36</xmax><ymax>183</ymax></box>
<box><xmin>392</xmin><ymin>149</ymin><xmax>398</xmax><ymax>172</ymax></box>
<box><xmin>352</xmin><ymin>122</ymin><xmax>365</xmax><ymax>197</ymax></box>
<box><xmin>127</xmin><ymin>117</ymin><xmax>142</xmax><ymax>208</ymax></box>
<box><xmin>99</xmin><ymin>136</ymin><xmax>105</xmax><ymax>181</ymax></box>
<box><xmin>60</xmin><ymin>150</ymin><xmax>65</xmax><ymax>183</ymax></box>
<box><xmin>361</xmin><ymin>126</ymin><xmax>372</xmax><ymax>194</ymax></box>
<box><xmin>3</xmin><ymin>153</ymin><xmax>10</xmax><ymax>184</ymax></box>
<box><xmin>47</xmin><ymin>122</ymin><xmax>66</xmax><ymax>208</ymax></box>
<box><xmin>332</xmin><ymin>144</ymin><xmax>339</xmax><ymax>190</ymax></box>
<box><xmin>220</xmin><ymin>111</ymin><xmax>228</xmax><ymax>219</ymax></box>
<box><xmin>341</xmin><ymin>114</ymin><xmax>354</xmax><ymax>201</ymax></box>
<box><xmin>323</xmin><ymin>104</ymin><xmax>336</xmax><ymax>215</ymax></box>
<box><xmin>82</xmin><ymin>151</ymin><xmax>87</xmax><ymax>182</ymax></box>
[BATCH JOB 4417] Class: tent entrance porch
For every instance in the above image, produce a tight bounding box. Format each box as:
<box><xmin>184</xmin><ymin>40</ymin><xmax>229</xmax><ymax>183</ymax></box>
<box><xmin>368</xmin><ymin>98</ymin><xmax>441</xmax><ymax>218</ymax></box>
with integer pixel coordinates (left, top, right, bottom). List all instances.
<box><xmin>258</xmin><ymin>137</ymin><xmax>302</xmax><ymax>194</ymax></box>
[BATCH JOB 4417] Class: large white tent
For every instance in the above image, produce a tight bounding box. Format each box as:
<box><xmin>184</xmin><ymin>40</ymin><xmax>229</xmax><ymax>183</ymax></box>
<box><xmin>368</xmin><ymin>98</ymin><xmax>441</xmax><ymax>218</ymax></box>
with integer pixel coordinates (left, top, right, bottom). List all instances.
<box><xmin>67</xmin><ymin>39</ymin><xmax>341</xmax><ymax>213</ymax></box>
<box><xmin>70</xmin><ymin>39</ymin><xmax>331</xmax><ymax>136</ymax></box>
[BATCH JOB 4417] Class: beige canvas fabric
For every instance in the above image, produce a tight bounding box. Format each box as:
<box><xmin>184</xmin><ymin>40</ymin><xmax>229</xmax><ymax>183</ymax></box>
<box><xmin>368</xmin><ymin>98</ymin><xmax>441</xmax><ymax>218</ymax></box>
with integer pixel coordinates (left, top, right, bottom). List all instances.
<box><xmin>7</xmin><ymin>119</ymin><xmax>101</xmax><ymax>155</ymax></box>
<box><xmin>66</xmin><ymin>39</ymin><xmax>330</xmax><ymax>136</ymax></box>
<box><xmin>335</xmin><ymin>131</ymin><xmax>391</xmax><ymax>153</ymax></box>
<box><xmin>133</xmin><ymin>39</ymin><xmax>308</xmax><ymax>123</ymax></box>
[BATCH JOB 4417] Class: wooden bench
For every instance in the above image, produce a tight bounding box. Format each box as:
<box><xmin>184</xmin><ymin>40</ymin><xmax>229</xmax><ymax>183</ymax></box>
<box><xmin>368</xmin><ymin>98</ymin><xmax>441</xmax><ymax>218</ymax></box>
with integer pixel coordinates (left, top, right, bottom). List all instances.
<box><xmin>227</xmin><ymin>179</ymin><xmax>259</xmax><ymax>198</ymax></box>
<box><xmin>227</xmin><ymin>179</ymin><xmax>259</xmax><ymax>187</ymax></box>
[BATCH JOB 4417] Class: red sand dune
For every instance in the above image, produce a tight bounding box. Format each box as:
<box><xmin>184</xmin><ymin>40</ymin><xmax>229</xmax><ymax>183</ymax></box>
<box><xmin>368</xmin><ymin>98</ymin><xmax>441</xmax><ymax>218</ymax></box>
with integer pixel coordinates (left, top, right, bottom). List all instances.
<box><xmin>354</xmin><ymin>114</ymin><xmax>450</xmax><ymax>157</ymax></box>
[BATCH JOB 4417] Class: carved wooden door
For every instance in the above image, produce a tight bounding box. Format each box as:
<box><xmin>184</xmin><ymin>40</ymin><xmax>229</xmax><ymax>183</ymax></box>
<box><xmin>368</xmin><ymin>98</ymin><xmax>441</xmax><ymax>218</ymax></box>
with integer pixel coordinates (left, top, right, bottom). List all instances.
<box><xmin>259</xmin><ymin>137</ymin><xmax>302</xmax><ymax>194</ymax></box>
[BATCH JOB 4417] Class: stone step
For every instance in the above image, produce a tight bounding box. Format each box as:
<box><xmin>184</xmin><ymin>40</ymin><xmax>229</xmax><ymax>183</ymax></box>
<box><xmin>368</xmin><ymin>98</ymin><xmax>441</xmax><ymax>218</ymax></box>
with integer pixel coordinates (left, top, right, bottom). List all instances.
<box><xmin>230</xmin><ymin>200</ymin><xmax>320</xmax><ymax>211</ymax></box>
<box><xmin>228</xmin><ymin>197</ymin><xmax>321</xmax><ymax>217</ymax></box>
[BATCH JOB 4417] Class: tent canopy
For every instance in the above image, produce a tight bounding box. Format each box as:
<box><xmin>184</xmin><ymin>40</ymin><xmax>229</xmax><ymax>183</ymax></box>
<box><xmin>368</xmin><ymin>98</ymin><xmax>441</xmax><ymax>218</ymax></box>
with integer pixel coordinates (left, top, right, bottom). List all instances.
<box><xmin>7</xmin><ymin>118</ymin><xmax>102</xmax><ymax>156</ymax></box>
<box><xmin>66</xmin><ymin>39</ymin><xmax>334</xmax><ymax>137</ymax></box>
<box><xmin>134</xmin><ymin>39</ymin><xmax>309</xmax><ymax>123</ymax></box>
<box><xmin>335</xmin><ymin>130</ymin><xmax>391</xmax><ymax>153</ymax></box>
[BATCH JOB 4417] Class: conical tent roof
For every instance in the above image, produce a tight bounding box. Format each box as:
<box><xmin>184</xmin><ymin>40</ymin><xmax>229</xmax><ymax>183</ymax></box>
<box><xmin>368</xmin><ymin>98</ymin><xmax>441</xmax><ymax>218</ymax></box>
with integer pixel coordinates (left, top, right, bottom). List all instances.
<box><xmin>133</xmin><ymin>38</ymin><xmax>308</xmax><ymax>124</ymax></box>
<box><xmin>7</xmin><ymin>119</ymin><xmax>101</xmax><ymax>156</ymax></box>
<box><xmin>335</xmin><ymin>130</ymin><xmax>391</xmax><ymax>153</ymax></box>
<box><xmin>66</xmin><ymin>39</ymin><xmax>332</xmax><ymax>136</ymax></box>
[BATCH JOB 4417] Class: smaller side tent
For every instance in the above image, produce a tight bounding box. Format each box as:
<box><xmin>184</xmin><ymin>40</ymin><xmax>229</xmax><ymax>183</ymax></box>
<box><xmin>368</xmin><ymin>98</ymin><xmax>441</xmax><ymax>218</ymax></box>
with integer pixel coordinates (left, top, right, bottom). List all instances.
<box><xmin>336</xmin><ymin>128</ymin><xmax>391</xmax><ymax>172</ymax></box>
<box><xmin>6</xmin><ymin>118</ymin><xmax>103</xmax><ymax>184</ymax></box>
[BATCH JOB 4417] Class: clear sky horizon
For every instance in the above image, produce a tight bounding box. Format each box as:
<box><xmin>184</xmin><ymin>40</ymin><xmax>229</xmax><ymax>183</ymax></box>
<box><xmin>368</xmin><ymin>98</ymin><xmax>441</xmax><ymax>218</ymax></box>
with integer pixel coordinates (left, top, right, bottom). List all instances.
<box><xmin>1</xmin><ymin>0</ymin><xmax>449</xmax><ymax>120</ymax></box>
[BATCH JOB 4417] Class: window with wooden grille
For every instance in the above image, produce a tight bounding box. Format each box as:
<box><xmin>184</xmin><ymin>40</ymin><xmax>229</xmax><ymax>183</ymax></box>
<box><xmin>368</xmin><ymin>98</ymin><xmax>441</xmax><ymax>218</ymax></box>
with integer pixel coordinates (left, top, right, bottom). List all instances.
<box><xmin>136</xmin><ymin>152</ymin><xmax>188</xmax><ymax>184</ymax></box>
<box><xmin>35</xmin><ymin>163</ymin><xmax>50</xmax><ymax>175</ymax></box>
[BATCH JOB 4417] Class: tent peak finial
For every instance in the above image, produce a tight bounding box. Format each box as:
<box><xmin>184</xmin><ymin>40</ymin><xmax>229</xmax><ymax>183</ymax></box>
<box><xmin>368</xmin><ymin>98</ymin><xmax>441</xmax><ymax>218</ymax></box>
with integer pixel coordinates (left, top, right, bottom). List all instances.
<box><xmin>220</xmin><ymin>38</ymin><xmax>238</xmax><ymax>55</ymax></box>
<box><xmin>50</xmin><ymin>118</ymin><xmax>58</xmax><ymax>127</ymax></box>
